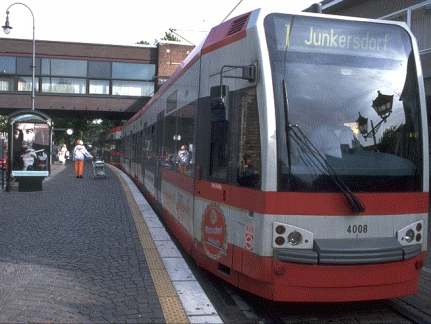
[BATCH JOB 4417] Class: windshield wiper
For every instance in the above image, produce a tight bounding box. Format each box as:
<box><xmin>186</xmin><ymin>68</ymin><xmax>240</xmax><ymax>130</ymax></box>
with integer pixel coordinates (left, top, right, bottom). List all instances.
<box><xmin>282</xmin><ymin>79</ymin><xmax>293</xmax><ymax>185</ymax></box>
<box><xmin>281</xmin><ymin>80</ymin><xmax>364</xmax><ymax>213</ymax></box>
<box><xmin>288</xmin><ymin>125</ymin><xmax>365</xmax><ymax>213</ymax></box>
<box><xmin>281</xmin><ymin>73</ymin><xmax>365</xmax><ymax>213</ymax></box>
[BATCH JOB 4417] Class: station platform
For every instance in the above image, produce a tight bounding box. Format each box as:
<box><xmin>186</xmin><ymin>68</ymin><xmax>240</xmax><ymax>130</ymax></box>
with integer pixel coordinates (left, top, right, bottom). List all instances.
<box><xmin>0</xmin><ymin>162</ymin><xmax>221</xmax><ymax>323</ymax></box>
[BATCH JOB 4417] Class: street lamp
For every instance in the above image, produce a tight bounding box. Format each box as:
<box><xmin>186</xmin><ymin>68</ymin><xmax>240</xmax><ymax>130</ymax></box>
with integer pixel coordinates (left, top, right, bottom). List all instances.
<box><xmin>356</xmin><ymin>91</ymin><xmax>394</xmax><ymax>146</ymax></box>
<box><xmin>372</xmin><ymin>91</ymin><xmax>393</xmax><ymax>120</ymax></box>
<box><xmin>2</xmin><ymin>2</ymin><xmax>36</xmax><ymax>111</ymax></box>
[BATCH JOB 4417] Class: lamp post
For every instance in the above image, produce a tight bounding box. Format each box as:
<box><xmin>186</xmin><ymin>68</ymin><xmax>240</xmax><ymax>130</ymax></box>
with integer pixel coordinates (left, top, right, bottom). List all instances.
<box><xmin>356</xmin><ymin>91</ymin><xmax>394</xmax><ymax>146</ymax></box>
<box><xmin>2</xmin><ymin>2</ymin><xmax>36</xmax><ymax>111</ymax></box>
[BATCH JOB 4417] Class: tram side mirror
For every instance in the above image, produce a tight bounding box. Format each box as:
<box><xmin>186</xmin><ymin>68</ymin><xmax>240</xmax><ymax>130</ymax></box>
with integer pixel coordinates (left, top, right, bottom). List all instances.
<box><xmin>210</xmin><ymin>85</ymin><xmax>229</xmax><ymax>122</ymax></box>
<box><xmin>241</xmin><ymin>65</ymin><xmax>257</xmax><ymax>82</ymax></box>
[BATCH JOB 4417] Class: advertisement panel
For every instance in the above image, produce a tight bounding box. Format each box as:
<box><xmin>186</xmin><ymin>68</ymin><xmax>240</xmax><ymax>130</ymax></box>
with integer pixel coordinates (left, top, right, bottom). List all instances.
<box><xmin>11</xmin><ymin>122</ymin><xmax>49</xmax><ymax>176</ymax></box>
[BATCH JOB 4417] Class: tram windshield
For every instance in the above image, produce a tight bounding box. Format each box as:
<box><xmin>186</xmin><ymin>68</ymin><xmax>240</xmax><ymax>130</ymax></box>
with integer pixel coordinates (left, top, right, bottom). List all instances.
<box><xmin>265</xmin><ymin>14</ymin><xmax>423</xmax><ymax>192</ymax></box>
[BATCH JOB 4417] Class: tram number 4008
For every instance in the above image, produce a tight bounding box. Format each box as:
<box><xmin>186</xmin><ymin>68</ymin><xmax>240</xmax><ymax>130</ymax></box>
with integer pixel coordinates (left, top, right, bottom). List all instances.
<box><xmin>347</xmin><ymin>224</ymin><xmax>368</xmax><ymax>234</ymax></box>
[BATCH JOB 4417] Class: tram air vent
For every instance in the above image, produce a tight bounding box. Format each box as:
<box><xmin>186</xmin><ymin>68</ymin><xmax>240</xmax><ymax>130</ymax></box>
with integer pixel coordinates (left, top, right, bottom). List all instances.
<box><xmin>227</xmin><ymin>14</ymin><xmax>249</xmax><ymax>36</ymax></box>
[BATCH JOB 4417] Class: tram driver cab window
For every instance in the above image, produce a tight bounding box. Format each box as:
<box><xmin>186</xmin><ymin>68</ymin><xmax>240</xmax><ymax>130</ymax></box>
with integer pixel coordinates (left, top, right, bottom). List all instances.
<box><xmin>205</xmin><ymin>85</ymin><xmax>260</xmax><ymax>188</ymax></box>
<box><xmin>238</xmin><ymin>153</ymin><xmax>259</xmax><ymax>187</ymax></box>
<box><xmin>234</xmin><ymin>87</ymin><xmax>261</xmax><ymax>189</ymax></box>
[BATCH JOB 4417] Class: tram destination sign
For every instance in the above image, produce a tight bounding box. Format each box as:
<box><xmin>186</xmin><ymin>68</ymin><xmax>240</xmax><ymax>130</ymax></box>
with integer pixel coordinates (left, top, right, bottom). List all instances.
<box><xmin>302</xmin><ymin>27</ymin><xmax>389</xmax><ymax>52</ymax></box>
<box><xmin>267</xmin><ymin>14</ymin><xmax>410</xmax><ymax>60</ymax></box>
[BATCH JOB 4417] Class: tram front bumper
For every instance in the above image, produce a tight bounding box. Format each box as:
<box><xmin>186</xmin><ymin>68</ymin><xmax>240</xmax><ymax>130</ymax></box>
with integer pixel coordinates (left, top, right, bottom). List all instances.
<box><xmin>270</xmin><ymin>253</ymin><xmax>424</xmax><ymax>302</ymax></box>
<box><xmin>275</xmin><ymin>237</ymin><xmax>422</xmax><ymax>265</ymax></box>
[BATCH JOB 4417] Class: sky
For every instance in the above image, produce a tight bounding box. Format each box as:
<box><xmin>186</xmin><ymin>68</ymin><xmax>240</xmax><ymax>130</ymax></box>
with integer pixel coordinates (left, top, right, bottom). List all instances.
<box><xmin>0</xmin><ymin>0</ymin><xmax>318</xmax><ymax>47</ymax></box>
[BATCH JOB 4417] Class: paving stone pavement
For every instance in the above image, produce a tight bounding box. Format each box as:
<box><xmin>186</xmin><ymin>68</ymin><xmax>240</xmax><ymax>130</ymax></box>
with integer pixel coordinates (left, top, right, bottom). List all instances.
<box><xmin>0</xmin><ymin>162</ymin><xmax>165</xmax><ymax>323</ymax></box>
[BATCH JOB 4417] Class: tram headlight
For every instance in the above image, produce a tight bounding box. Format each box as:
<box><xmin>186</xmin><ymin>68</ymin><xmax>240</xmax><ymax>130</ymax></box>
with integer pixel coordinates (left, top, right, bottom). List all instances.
<box><xmin>397</xmin><ymin>221</ymin><xmax>424</xmax><ymax>246</ymax></box>
<box><xmin>275</xmin><ymin>225</ymin><xmax>286</xmax><ymax>235</ymax></box>
<box><xmin>287</xmin><ymin>231</ymin><xmax>302</xmax><ymax>246</ymax></box>
<box><xmin>404</xmin><ymin>229</ymin><xmax>415</xmax><ymax>243</ymax></box>
<box><xmin>275</xmin><ymin>236</ymin><xmax>285</xmax><ymax>246</ymax></box>
<box><xmin>272</xmin><ymin>222</ymin><xmax>313</xmax><ymax>249</ymax></box>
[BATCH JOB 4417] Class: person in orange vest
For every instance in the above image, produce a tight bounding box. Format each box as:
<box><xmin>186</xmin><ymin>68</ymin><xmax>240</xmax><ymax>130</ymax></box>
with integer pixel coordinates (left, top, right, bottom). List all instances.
<box><xmin>72</xmin><ymin>140</ymin><xmax>93</xmax><ymax>178</ymax></box>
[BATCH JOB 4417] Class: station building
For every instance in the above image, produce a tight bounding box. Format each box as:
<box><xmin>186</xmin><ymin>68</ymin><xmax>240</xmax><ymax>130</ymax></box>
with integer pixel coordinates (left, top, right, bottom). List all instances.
<box><xmin>0</xmin><ymin>38</ymin><xmax>193</xmax><ymax>119</ymax></box>
<box><xmin>316</xmin><ymin>0</ymin><xmax>431</xmax><ymax>109</ymax></box>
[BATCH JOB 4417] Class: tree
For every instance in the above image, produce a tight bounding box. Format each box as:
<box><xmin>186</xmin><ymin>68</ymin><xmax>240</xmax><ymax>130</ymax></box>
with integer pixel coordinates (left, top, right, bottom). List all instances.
<box><xmin>0</xmin><ymin>115</ymin><xmax>7</xmax><ymax>133</ymax></box>
<box><xmin>136</xmin><ymin>40</ymin><xmax>150</xmax><ymax>45</ymax></box>
<box><xmin>161</xmin><ymin>31</ymin><xmax>180</xmax><ymax>42</ymax></box>
<box><xmin>137</xmin><ymin>30</ymin><xmax>182</xmax><ymax>46</ymax></box>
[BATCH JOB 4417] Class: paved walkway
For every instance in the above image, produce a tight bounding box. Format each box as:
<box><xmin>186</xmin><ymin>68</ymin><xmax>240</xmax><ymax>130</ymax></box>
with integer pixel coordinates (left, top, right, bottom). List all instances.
<box><xmin>0</xmin><ymin>162</ymin><xmax>179</xmax><ymax>322</ymax></box>
<box><xmin>1</xmin><ymin>162</ymin><xmax>430</xmax><ymax>322</ymax></box>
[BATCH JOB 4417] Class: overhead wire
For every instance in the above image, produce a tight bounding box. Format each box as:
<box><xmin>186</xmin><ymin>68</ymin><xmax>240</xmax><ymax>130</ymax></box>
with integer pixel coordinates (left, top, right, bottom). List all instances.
<box><xmin>221</xmin><ymin>0</ymin><xmax>244</xmax><ymax>23</ymax></box>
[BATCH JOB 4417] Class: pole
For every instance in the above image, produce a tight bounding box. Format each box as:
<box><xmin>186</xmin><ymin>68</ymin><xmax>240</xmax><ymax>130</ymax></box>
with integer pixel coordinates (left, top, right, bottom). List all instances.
<box><xmin>31</xmin><ymin>11</ymin><xmax>35</xmax><ymax>111</ymax></box>
<box><xmin>370</xmin><ymin>119</ymin><xmax>377</xmax><ymax>147</ymax></box>
<box><xmin>5</xmin><ymin>2</ymin><xmax>35</xmax><ymax>110</ymax></box>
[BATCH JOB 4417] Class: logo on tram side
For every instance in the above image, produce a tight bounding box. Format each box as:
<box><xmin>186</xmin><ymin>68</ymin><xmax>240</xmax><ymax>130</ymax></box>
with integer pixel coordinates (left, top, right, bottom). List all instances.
<box><xmin>201</xmin><ymin>204</ymin><xmax>227</xmax><ymax>260</ymax></box>
<box><xmin>244</xmin><ymin>223</ymin><xmax>255</xmax><ymax>251</ymax></box>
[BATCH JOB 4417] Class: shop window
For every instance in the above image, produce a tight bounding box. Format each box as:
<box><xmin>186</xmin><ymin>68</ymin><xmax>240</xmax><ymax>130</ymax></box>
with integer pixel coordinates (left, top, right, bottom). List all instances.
<box><xmin>112</xmin><ymin>80</ymin><xmax>154</xmax><ymax>96</ymax></box>
<box><xmin>0</xmin><ymin>56</ymin><xmax>16</xmax><ymax>74</ymax></box>
<box><xmin>112</xmin><ymin>62</ymin><xmax>156</xmax><ymax>80</ymax></box>
<box><xmin>0</xmin><ymin>77</ymin><xmax>15</xmax><ymax>91</ymax></box>
<box><xmin>88</xmin><ymin>61</ymin><xmax>111</xmax><ymax>79</ymax></box>
<box><xmin>17</xmin><ymin>57</ymin><xmax>41</xmax><ymax>75</ymax></box>
<box><xmin>42</xmin><ymin>77</ymin><xmax>86</xmax><ymax>94</ymax></box>
<box><xmin>41</xmin><ymin>58</ymin><xmax>50</xmax><ymax>75</ymax></box>
<box><xmin>50</xmin><ymin>59</ymin><xmax>87</xmax><ymax>77</ymax></box>
<box><xmin>89</xmin><ymin>79</ymin><xmax>110</xmax><ymax>95</ymax></box>
<box><xmin>17</xmin><ymin>77</ymin><xmax>39</xmax><ymax>92</ymax></box>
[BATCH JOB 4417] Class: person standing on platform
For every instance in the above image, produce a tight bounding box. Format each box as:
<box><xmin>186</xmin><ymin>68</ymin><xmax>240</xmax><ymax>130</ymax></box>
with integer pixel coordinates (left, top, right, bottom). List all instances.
<box><xmin>177</xmin><ymin>144</ymin><xmax>191</xmax><ymax>174</ymax></box>
<box><xmin>58</xmin><ymin>144</ymin><xmax>68</xmax><ymax>164</ymax></box>
<box><xmin>73</xmin><ymin>140</ymin><xmax>93</xmax><ymax>178</ymax></box>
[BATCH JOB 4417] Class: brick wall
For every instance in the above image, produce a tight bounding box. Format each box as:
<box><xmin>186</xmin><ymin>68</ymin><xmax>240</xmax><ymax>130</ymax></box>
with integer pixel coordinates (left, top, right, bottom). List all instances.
<box><xmin>156</xmin><ymin>42</ymin><xmax>194</xmax><ymax>88</ymax></box>
<box><xmin>0</xmin><ymin>38</ymin><xmax>157</xmax><ymax>62</ymax></box>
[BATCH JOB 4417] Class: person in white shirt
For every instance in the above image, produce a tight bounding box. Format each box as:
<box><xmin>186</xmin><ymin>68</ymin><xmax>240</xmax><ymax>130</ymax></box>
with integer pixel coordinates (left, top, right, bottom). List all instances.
<box><xmin>58</xmin><ymin>144</ymin><xmax>68</xmax><ymax>164</ymax></box>
<box><xmin>73</xmin><ymin>140</ymin><xmax>93</xmax><ymax>178</ymax></box>
<box><xmin>177</xmin><ymin>144</ymin><xmax>191</xmax><ymax>174</ymax></box>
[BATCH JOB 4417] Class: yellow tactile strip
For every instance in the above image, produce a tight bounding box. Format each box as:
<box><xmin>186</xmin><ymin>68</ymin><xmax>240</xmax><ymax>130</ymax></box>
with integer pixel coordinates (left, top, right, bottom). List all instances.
<box><xmin>112</xmin><ymin>167</ymin><xmax>189</xmax><ymax>324</ymax></box>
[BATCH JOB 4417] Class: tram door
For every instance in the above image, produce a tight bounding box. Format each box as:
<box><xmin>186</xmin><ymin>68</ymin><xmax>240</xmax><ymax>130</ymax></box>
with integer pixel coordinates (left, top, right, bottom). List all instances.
<box><xmin>154</xmin><ymin>112</ymin><xmax>164</xmax><ymax>203</ymax></box>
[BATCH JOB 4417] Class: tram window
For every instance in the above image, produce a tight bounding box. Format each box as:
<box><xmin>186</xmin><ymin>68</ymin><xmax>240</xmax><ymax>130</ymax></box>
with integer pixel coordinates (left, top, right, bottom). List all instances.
<box><xmin>177</xmin><ymin>105</ymin><xmax>195</xmax><ymax>176</ymax></box>
<box><xmin>138</xmin><ymin>130</ymin><xmax>143</xmax><ymax>164</ymax></box>
<box><xmin>143</xmin><ymin>126</ymin><xmax>152</xmax><ymax>169</ymax></box>
<box><xmin>134</xmin><ymin>134</ymin><xmax>138</xmax><ymax>162</ymax></box>
<box><xmin>143</xmin><ymin>125</ymin><xmax>156</xmax><ymax>173</ymax></box>
<box><xmin>162</xmin><ymin>104</ymin><xmax>195</xmax><ymax>176</ymax></box>
<box><xmin>231</xmin><ymin>87</ymin><xmax>261</xmax><ymax>188</ymax></box>
<box><xmin>155</xmin><ymin>113</ymin><xmax>164</xmax><ymax>158</ymax></box>
<box><xmin>132</xmin><ymin>134</ymin><xmax>137</xmax><ymax>162</ymax></box>
<box><xmin>162</xmin><ymin>113</ymin><xmax>177</xmax><ymax>168</ymax></box>
<box><xmin>209</xmin><ymin>93</ymin><xmax>229</xmax><ymax>180</ymax></box>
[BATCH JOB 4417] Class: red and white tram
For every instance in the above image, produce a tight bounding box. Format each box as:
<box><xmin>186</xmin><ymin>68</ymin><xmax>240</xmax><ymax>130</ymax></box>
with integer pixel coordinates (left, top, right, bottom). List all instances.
<box><xmin>120</xmin><ymin>8</ymin><xmax>428</xmax><ymax>302</ymax></box>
